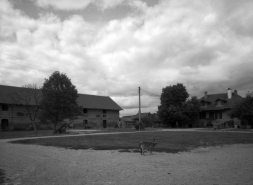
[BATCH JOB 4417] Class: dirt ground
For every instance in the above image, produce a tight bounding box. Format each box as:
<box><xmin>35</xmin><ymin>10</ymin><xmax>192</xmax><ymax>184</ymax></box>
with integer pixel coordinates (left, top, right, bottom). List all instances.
<box><xmin>0</xmin><ymin>138</ymin><xmax>253</xmax><ymax>185</ymax></box>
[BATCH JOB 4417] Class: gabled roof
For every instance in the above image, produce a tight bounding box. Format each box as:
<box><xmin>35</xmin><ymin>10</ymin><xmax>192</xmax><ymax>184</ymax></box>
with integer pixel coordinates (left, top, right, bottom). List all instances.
<box><xmin>0</xmin><ymin>85</ymin><xmax>40</xmax><ymax>105</ymax></box>
<box><xmin>214</xmin><ymin>98</ymin><xmax>227</xmax><ymax>102</ymax></box>
<box><xmin>0</xmin><ymin>85</ymin><xmax>123</xmax><ymax>111</ymax></box>
<box><xmin>132</xmin><ymin>112</ymin><xmax>151</xmax><ymax>119</ymax></box>
<box><xmin>199</xmin><ymin>92</ymin><xmax>243</xmax><ymax>111</ymax></box>
<box><xmin>77</xmin><ymin>94</ymin><xmax>122</xmax><ymax>110</ymax></box>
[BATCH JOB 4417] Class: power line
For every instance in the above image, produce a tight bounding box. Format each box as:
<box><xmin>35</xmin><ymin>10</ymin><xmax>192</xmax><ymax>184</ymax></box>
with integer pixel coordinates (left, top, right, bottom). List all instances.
<box><xmin>140</xmin><ymin>88</ymin><xmax>160</xmax><ymax>97</ymax></box>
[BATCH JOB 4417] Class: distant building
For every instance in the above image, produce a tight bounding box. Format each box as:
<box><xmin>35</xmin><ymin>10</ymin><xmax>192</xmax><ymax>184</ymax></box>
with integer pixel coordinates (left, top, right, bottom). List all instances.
<box><xmin>75</xmin><ymin>94</ymin><xmax>123</xmax><ymax>128</ymax></box>
<box><xmin>199</xmin><ymin>88</ymin><xmax>243</xmax><ymax>127</ymax></box>
<box><xmin>121</xmin><ymin>112</ymin><xmax>159</xmax><ymax>128</ymax></box>
<box><xmin>132</xmin><ymin>112</ymin><xmax>152</xmax><ymax>121</ymax></box>
<box><xmin>0</xmin><ymin>85</ymin><xmax>122</xmax><ymax>130</ymax></box>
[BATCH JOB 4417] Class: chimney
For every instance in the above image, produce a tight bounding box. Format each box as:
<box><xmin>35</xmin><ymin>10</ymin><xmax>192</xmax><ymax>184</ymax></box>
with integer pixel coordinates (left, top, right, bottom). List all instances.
<box><xmin>234</xmin><ymin>90</ymin><xmax>237</xmax><ymax>95</ymax></box>
<box><xmin>227</xmin><ymin>88</ymin><xmax>232</xmax><ymax>99</ymax></box>
<box><xmin>204</xmin><ymin>91</ymin><xmax>207</xmax><ymax>99</ymax></box>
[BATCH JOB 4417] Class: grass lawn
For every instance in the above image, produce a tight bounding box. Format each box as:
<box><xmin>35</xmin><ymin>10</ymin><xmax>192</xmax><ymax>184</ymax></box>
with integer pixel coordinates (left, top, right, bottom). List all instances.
<box><xmin>0</xmin><ymin>130</ymin><xmax>57</xmax><ymax>139</ymax></box>
<box><xmin>0</xmin><ymin>128</ymin><xmax>158</xmax><ymax>140</ymax></box>
<box><xmin>11</xmin><ymin>131</ymin><xmax>253</xmax><ymax>153</ymax></box>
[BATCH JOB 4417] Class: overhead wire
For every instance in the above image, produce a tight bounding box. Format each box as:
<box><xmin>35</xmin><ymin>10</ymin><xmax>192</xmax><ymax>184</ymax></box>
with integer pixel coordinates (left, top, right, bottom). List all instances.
<box><xmin>140</xmin><ymin>88</ymin><xmax>160</xmax><ymax>97</ymax></box>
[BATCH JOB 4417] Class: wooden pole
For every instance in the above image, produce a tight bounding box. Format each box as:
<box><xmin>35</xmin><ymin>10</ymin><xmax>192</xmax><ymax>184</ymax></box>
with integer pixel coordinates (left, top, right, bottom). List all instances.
<box><xmin>139</xmin><ymin>87</ymin><xmax>141</xmax><ymax>130</ymax></box>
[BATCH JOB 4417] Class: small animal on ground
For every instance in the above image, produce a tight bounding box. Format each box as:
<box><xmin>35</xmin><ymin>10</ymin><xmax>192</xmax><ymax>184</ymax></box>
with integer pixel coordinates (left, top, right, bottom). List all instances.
<box><xmin>139</xmin><ymin>138</ymin><xmax>157</xmax><ymax>155</ymax></box>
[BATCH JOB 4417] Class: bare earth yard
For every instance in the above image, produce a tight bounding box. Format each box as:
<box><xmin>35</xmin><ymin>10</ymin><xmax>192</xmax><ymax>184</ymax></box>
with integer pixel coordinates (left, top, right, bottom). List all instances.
<box><xmin>1</xmin><ymin>131</ymin><xmax>253</xmax><ymax>185</ymax></box>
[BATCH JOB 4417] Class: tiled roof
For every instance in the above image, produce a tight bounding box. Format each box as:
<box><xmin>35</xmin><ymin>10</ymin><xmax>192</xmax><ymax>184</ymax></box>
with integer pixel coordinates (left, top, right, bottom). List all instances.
<box><xmin>0</xmin><ymin>85</ymin><xmax>39</xmax><ymax>105</ymax></box>
<box><xmin>199</xmin><ymin>92</ymin><xmax>243</xmax><ymax>111</ymax></box>
<box><xmin>0</xmin><ymin>85</ymin><xmax>123</xmax><ymax>110</ymax></box>
<box><xmin>77</xmin><ymin>94</ymin><xmax>123</xmax><ymax>110</ymax></box>
<box><xmin>131</xmin><ymin>112</ymin><xmax>151</xmax><ymax>119</ymax></box>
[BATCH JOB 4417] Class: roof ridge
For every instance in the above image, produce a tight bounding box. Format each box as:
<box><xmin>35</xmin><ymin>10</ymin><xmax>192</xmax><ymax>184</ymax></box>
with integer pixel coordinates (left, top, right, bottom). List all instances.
<box><xmin>78</xmin><ymin>93</ymin><xmax>109</xmax><ymax>98</ymax></box>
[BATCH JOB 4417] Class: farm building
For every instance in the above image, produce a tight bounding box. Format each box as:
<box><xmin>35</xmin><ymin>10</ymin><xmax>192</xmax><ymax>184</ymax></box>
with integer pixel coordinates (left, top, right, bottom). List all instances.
<box><xmin>0</xmin><ymin>85</ymin><xmax>122</xmax><ymax>130</ymax></box>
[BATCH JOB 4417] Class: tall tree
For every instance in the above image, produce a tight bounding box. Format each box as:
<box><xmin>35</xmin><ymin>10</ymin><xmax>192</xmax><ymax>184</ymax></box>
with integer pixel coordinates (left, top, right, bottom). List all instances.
<box><xmin>40</xmin><ymin>71</ymin><xmax>81</xmax><ymax>133</ymax></box>
<box><xmin>158</xmin><ymin>83</ymin><xmax>189</xmax><ymax>127</ymax></box>
<box><xmin>231</xmin><ymin>92</ymin><xmax>253</xmax><ymax>128</ymax></box>
<box><xmin>10</xmin><ymin>84</ymin><xmax>42</xmax><ymax>135</ymax></box>
<box><xmin>181</xmin><ymin>96</ymin><xmax>201</xmax><ymax>124</ymax></box>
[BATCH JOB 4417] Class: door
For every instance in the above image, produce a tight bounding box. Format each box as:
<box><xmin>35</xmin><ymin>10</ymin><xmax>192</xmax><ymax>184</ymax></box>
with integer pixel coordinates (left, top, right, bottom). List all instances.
<box><xmin>103</xmin><ymin>120</ymin><xmax>107</xmax><ymax>128</ymax></box>
<box><xmin>1</xmin><ymin>119</ymin><xmax>9</xmax><ymax>131</ymax></box>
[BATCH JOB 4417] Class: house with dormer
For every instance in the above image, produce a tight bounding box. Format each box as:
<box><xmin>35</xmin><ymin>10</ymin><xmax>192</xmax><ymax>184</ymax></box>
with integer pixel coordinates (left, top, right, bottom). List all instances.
<box><xmin>199</xmin><ymin>88</ymin><xmax>243</xmax><ymax>127</ymax></box>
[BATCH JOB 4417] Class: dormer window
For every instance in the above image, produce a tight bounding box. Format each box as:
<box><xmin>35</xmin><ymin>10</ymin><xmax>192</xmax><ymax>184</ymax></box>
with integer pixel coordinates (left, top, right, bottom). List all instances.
<box><xmin>215</xmin><ymin>99</ymin><xmax>226</xmax><ymax>107</ymax></box>
<box><xmin>217</xmin><ymin>100</ymin><xmax>222</xmax><ymax>107</ymax></box>
<box><xmin>201</xmin><ymin>101</ymin><xmax>206</xmax><ymax>107</ymax></box>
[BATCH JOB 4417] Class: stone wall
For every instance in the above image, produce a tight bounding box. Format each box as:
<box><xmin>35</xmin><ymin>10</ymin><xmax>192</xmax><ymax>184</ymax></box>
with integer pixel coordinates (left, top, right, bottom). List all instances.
<box><xmin>73</xmin><ymin>109</ymin><xmax>120</xmax><ymax>129</ymax></box>
<box><xmin>0</xmin><ymin>104</ymin><xmax>40</xmax><ymax>130</ymax></box>
<box><xmin>1</xmin><ymin>104</ymin><xmax>120</xmax><ymax>130</ymax></box>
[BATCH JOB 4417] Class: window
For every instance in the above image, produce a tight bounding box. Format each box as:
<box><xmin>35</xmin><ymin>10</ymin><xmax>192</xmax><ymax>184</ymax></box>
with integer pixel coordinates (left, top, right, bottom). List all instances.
<box><xmin>217</xmin><ymin>100</ymin><xmax>222</xmax><ymax>106</ymax></box>
<box><xmin>201</xmin><ymin>101</ymin><xmax>206</xmax><ymax>107</ymax></box>
<box><xmin>103</xmin><ymin>110</ymin><xmax>107</xmax><ymax>114</ymax></box>
<box><xmin>200</xmin><ymin>112</ymin><xmax>206</xmax><ymax>119</ymax></box>
<box><xmin>219</xmin><ymin>112</ymin><xmax>222</xmax><ymax>119</ymax></box>
<box><xmin>103</xmin><ymin>115</ymin><xmax>107</xmax><ymax>118</ymax></box>
<box><xmin>209</xmin><ymin>112</ymin><xmax>214</xmax><ymax>119</ymax></box>
<box><xmin>96</xmin><ymin>115</ymin><xmax>100</xmax><ymax>118</ymax></box>
<box><xmin>2</xmin><ymin>104</ymin><xmax>8</xmax><ymax>111</ymax></box>
<box><xmin>83</xmin><ymin>109</ymin><xmax>88</xmax><ymax>113</ymax></box>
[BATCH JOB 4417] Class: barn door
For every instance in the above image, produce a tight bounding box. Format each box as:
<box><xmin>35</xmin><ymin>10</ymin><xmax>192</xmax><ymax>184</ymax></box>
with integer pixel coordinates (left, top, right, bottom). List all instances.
<box><xmin>1</xmin><ymin>119</ymin><xmax>9</xmax><ymax>131</ymax></box>
<box><xmin>103</xmin><ymin>120</ymin><xmax>107</xmax><ymax>128</ymax></box>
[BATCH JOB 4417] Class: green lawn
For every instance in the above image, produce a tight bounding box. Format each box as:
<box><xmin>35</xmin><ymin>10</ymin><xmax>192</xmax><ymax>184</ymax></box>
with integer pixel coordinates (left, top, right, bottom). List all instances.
<box><xmin>0</xmin><ymin>128</ymin><xmax>157</xmax><ymax>140</ymax></box>
<box><xmin>0</xmin><ymin>130</ymin><xmax>57</xmax><ymax>139</ymax></box>
<box><xmin>11</xmin><ymin>131</ymin><xmax>253</xmax><ymax>153</ymax></box>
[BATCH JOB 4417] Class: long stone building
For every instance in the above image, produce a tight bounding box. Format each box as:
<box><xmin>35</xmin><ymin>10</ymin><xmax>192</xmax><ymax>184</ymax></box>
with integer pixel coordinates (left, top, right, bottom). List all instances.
<box><xmin>0</xmin><ymin>85</ymin><xmax>122</xmax><ymax>130</ymax></box>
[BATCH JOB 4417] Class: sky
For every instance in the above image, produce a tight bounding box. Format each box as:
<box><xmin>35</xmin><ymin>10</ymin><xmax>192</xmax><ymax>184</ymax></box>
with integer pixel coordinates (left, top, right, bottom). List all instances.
<box><xmin>1</xmin><ymin>0</ymin><xmax>253</xmax><ymax>117</ymax></box>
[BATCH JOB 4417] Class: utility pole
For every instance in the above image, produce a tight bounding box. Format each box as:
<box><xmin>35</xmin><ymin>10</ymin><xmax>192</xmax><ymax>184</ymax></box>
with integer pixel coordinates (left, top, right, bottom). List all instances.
<box><xmin>138</xmin><ymin>87</ymin><xmax>141</xmax><ymax>130</ymax></box>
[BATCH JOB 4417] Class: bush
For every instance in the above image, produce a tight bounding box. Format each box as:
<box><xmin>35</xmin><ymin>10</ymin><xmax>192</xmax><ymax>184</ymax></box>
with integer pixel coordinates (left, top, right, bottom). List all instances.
<box><xmin>142</xmin><ymin>117</ymin><xmax>153</xmax><ymax>127</ymax></box>
<box><xmin>135</xmin><ymin>122</ymin><xmax>145</xmax><ymax>130</ymax></box>
<box><xmin>85</xmin><ymin>125</ymin><xmax>93</xmax><ymax>129</ymax></box>
<box><xmin>12</xmin><ymin>126</ymin><xmax>27</xmax><ymax>131</ymax></box>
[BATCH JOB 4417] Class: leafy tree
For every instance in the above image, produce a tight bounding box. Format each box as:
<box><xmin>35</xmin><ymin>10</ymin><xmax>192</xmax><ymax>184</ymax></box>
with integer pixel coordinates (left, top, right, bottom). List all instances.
<box><xmin>10</xmin><ymin>84</ymin><xmax>42</xmax><ymax>135</ymax></box>
<box><xmin>231</xmin><ymin>92</ymin><xmax>253</xmax><ymax>128</ymax></box>
<box><xmin>158</xmin><ymin>83</ymin><xmax>189</xmax><ymax>127</ymax></box>
<box><xmin>142</xmin><ymin>117</ymin><xmax>153</xmax><ymax>127</ymax></box>
<box><xmin>40</xmin><ymin>71</ymin><xmax>81</xmax><ymax>133</ymax></box>
<box><xmin>182</xmin><ymin>96</ymin><xmax>201</xmax><ymax>121</ymax></box>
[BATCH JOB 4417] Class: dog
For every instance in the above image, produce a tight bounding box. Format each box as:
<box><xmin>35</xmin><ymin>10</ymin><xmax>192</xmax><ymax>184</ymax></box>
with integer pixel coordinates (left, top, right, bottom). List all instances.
<box><xmin>139</xmin><ymin>138</ymin><xmax>157</xmax><ymax>155</ymax></box>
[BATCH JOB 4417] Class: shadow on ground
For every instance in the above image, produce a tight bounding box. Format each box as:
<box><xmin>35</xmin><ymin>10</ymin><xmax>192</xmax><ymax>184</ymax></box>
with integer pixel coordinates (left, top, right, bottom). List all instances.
<box><xmin>0</xmin><ymin>169</ymin><xmax>6</xmax><ymax>184</ymax></box>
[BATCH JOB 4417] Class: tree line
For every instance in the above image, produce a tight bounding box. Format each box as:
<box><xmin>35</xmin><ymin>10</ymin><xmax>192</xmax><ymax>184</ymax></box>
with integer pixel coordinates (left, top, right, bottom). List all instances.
<box><xmin>12</xmin><ymin>71</ymin><xmax>253</xmax><ymax>134</ymax></box>
<box><xmin>157</xmin><ymin>83</ymin><xmax>253</xmax><ymax>128</ymax></box>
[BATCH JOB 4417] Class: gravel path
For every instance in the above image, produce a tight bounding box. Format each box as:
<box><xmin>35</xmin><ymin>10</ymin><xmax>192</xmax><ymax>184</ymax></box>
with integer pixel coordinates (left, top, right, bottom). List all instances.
<box><xmin>1</xmin><ymin>136</ymin><xmax>253</xmax><ymax>185</ymax></box>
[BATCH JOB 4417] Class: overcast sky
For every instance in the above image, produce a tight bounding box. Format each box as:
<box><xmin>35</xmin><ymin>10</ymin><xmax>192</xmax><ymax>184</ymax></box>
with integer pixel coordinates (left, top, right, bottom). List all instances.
<box><xmin>1</xmin><ymin>0</ymin><xmax>253</xmax><ymax>117</ymax></box>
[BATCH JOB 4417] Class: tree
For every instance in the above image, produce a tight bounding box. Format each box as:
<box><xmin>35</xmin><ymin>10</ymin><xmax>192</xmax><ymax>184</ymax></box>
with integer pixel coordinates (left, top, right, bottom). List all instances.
<box><xmin>231</xmin><ymin>92</ymin><xmax>253</xmax><ymax>128</ymax></box>
<box><xmin>158</xmin><ymin>83</ymin><xmax>189</xmax><ymax>127</ymax></box>
<box><xmin>40</xmin><ymin>71</ymin><xmax>81</xmax><ymax>134</ymax></box>
<box><xmin>10</xmin><ymin>84</ymin><xmax>42</xmax><ymax>135</ymax></box>
<box><xmin>181</xmin><ymin>96</ymin><xmax>201</xmax><ymax>126</ymax></box>
<box><xmin>142</xmin><ymin>117</ymin><xmax>153</xmax><ymax>127</ymax></box>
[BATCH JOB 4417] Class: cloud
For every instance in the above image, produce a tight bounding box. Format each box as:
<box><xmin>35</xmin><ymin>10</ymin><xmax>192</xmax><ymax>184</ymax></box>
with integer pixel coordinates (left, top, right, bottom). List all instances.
<box><xmin>1</xmin><ymin>0</ymin><xmax>253</xmax><ymax>116</ymax></box>
<box><xmin>34</xmin><ymin>0</ymin><xmax>126</xmax><ymax>10</ymax></box>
